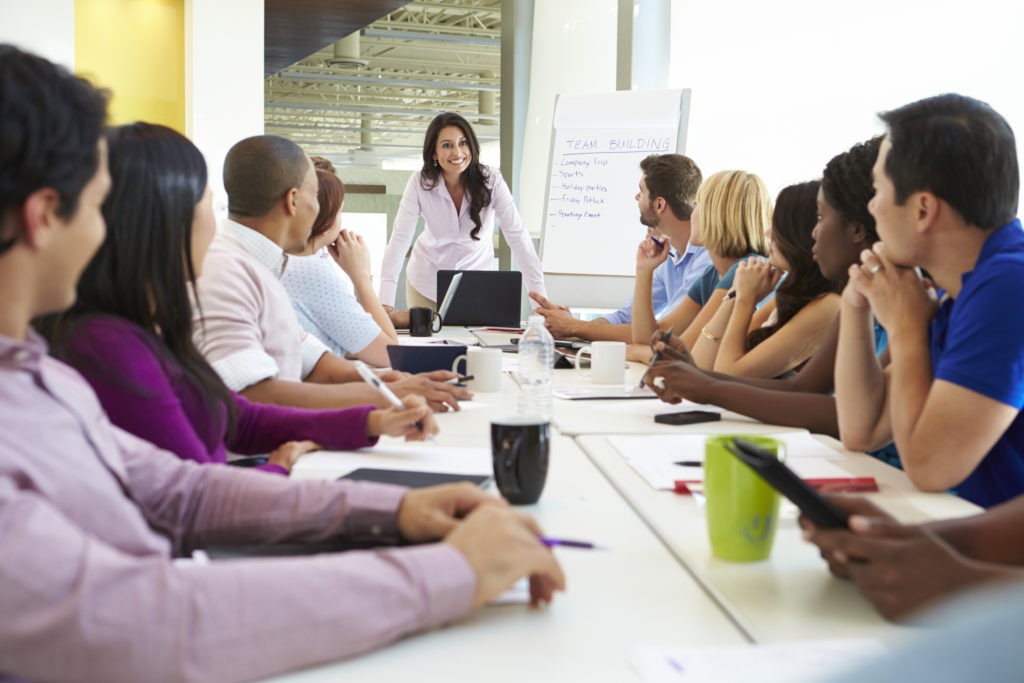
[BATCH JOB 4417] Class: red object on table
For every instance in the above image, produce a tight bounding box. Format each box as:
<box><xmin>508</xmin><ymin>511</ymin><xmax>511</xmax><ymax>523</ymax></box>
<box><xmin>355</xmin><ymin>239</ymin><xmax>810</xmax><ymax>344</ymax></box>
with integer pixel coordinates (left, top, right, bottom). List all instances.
<box><xmin>673</xmin><ymin>477</ymin><xmax>878</xmax><ymax>495</ymax></box>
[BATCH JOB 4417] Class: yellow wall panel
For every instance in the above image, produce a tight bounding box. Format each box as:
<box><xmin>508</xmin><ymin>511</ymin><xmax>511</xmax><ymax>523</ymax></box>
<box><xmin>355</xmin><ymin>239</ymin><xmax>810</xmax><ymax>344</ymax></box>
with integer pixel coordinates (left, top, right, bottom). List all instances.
<box><xmin>75</xmin><ymin>0</ymin><xmax>185</xmax><ymax>133</ymax></box>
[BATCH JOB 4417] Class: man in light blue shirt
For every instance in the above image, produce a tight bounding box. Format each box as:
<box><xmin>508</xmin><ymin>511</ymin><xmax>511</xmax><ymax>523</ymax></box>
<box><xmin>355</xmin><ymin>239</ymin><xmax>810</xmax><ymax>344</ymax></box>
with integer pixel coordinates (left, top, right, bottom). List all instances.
<box><xmin>601</xmin><ymin>243</ymin><xmax>712</xmax><ymax>325</ymax></box>
<box><xmin>530</xmin><ymin>154</ymin><xmax>710</xmax><ymax>341</ymax></box>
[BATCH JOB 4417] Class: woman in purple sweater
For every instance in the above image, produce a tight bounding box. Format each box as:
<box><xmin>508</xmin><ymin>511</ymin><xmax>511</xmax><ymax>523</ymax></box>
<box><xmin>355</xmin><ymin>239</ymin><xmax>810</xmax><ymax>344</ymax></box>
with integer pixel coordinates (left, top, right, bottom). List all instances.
<box><xmin>41</xmin><ymin>123</ymin><xmax>436</xmax><ymax>474</ymax></box>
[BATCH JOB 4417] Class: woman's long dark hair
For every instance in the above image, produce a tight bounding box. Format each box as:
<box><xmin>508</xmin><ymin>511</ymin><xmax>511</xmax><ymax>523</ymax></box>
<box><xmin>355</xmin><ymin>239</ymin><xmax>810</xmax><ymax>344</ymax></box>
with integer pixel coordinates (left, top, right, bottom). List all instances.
<box><xmin>419</xmin><ymin>112</ymin><xmax>491</xmax><ymax>240</ymax></box>
<box><xmin>746</xmin><ymin>181</ymin><xmax>836</xmax><ymax>350</ymax></box>
<box><xmin>43</xmin><ymin>122</ymin><xmax>236</xmax><ymax>436</ymax></box>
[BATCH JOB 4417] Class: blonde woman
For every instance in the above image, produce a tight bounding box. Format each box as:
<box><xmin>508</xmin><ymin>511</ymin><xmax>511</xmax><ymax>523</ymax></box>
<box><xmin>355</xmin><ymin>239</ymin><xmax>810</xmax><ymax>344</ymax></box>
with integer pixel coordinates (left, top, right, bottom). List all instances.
<box><xmin>689</xmin><ymin>181</ymin><xmax>840</xmax><ymax>378</ymax></box>
<box><xmin>631</xmin><ymin>170</ymin><xmax>771</xmax><ymax>351</ymax></box>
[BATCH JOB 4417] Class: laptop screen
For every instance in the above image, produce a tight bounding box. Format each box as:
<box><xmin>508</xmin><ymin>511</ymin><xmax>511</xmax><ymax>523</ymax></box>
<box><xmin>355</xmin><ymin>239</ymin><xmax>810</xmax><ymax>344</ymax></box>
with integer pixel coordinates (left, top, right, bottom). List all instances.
<box><xmin>436</xmin><ymin>269</ymin><xmax>522</xmax><ymax>327</ymax></box>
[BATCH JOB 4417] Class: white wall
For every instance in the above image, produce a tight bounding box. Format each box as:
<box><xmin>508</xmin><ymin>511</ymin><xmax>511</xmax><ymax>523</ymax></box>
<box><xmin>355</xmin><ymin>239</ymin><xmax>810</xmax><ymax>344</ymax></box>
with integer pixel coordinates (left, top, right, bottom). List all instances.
<box><xmin>669</xmin><ymin>0</ymin><xmax>1024</xmax><ymax>204</ymax></box>
<box><xmin>186</xmin><ymin>0</ymin><xmax>264</xmax><ymax>215</ymax></box>
<box><xmin>519</xmin><ymin>0</ymin><xmax>627</xmax><ymax>308</ymax></box>
<box><xmin>0</xmin><ymin>0</ymin><xmax>262</xmax><ymax>216</ymax></box>
<box><xmin>0</xmin><ymin>0</ymin><xmax>75</xmax><ymax>70</ymax></box>
<box><xmin>520</xmin><ymin>0</ymin><xmax>619</xmax><ymax>238</ymax></box>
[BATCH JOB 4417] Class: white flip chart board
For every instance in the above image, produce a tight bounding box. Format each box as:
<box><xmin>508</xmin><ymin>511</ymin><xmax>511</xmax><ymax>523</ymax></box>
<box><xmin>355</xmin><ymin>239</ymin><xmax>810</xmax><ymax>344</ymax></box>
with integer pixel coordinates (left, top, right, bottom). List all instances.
<box><xmin>540</xmin><ymin>89</ymin><xmax>691</xmax><ymax>277</ymax></box>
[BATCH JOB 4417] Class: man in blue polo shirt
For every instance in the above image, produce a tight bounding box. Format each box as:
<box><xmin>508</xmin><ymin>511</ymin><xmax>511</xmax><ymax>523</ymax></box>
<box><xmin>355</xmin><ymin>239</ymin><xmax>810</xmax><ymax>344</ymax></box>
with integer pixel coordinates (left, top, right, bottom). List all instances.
<box><xmin>529</xmin><ymin>153</ymin><xmax>711</xmax><ymax>341</ymax></box>
<box><xmin>835</xmin><ymin>93</ymin><xmax>1024</xmax><ymax>508</ymax></box>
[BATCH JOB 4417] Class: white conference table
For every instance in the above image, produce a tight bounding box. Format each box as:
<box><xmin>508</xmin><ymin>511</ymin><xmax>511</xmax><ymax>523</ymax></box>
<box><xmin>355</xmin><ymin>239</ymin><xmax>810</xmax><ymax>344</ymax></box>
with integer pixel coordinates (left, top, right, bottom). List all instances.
<box><xmin>275</xmin><ymin>329</ymin><xmax>981</xmax><ymax>680</ymax></box>
<box><xmin>280</xmin><ymin>384</ymin><xmax>747</xmax><ymax>681</ymax></box>
<box><xmin>537</xmin><ymin>355</ymin><xmax>982</xmax><ymax>645</ymax></box>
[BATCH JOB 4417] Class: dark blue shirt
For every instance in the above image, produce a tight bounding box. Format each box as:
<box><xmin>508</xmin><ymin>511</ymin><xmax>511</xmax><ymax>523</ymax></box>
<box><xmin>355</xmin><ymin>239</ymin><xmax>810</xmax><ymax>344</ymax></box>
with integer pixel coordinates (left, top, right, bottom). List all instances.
<box><xmin>687</xmin><ymin>254</ymin><xmax>758</xmax><ymax>306</ymax></box>
<box><xmin>929</xmin><ymin>219</ymin><xmax>1024</xmax><ymax>507</ymax></box>
<box><xmin>868</xmin><ymin>324</ymin><xmax>901</xmax><ymax>468</ymax></box>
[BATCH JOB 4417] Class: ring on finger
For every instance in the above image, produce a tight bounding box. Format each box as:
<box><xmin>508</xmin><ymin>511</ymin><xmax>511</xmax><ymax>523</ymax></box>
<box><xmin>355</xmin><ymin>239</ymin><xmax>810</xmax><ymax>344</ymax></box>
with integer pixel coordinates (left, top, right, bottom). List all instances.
<box><xmin>865</xmin><ymin>263</ymin><xmax>882</xmax><ymax>275</ymax></box>
<box><xmin>653</xmin><ymin>376</ymin><xmax>666</xmax><ymax>390</ymax></box>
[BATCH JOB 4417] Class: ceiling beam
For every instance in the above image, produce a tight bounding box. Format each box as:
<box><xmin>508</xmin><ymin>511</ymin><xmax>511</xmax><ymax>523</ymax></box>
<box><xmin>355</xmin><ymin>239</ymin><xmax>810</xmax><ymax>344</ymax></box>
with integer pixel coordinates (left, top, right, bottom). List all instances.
<box><xmin>266</xmin><ymin>102</ymin><xmax>499</xmax><ymax>120</ymax></box>
<box><xmin>373</xmin><ymin>18</ymin><xmax>500</xmax><ymax>36</ymax></box>
<box><xmin>266</xmin><ymin>91</ymin><xmax>482</xmax><ymax>106</ymax></box>
<box><xmin>276</xmin><ymin>70</ymin><xmax>500</xmax><ymax>92</ymax></box>
<box><xmin>362</xmin><ymin>27</ymin><xmax>501</xmax><ymax>47</ymax></box>
<box><xmin>264</xmin><ymin>122</ymin><xmax>499</xmax><ymax>140</ymax></box>
<box><xmin>357</xmin><ymin>54</ymin><xmax>499</xmax><ymax>71</ymax></box>
<box><xmin>300</xmin><ymin>141</ymin><xmax>425</xmax><ymax>150</ymax></box>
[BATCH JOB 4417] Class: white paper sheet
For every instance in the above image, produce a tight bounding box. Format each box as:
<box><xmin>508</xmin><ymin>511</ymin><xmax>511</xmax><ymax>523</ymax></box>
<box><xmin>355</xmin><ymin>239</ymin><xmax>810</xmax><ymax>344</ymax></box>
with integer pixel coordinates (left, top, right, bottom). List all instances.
<box><xmin>487</xmin><ymin>578</ymin><xmax>531</xmax><ymax>606</ymax></box>
<box><xmin>396</xmin><ymin>336</ymin><xmax>479</xmax><ymax>347</ymax></box>
<box><xmin>441</xmin><ymin>401</ymin><xmax>489</xmax><ymax>412</ymax></box>
<box><xmin>293</xmin><ymin>445</ymin><xmax>493</xmax><ymax>478</ymax></box>
<box><xmin>630</xmin><ymin>639</ymin><xmax>886</xmax><ymax>683</ymax></box>
<box><xmin>552</xmin><ymin>385</ymin><xmax>659</xmax><ymax>400</ymax></box>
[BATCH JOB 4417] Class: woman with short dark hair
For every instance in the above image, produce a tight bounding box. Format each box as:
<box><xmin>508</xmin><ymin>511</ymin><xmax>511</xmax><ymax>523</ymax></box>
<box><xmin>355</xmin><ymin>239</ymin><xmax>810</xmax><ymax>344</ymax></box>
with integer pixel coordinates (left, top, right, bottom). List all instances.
<box><xmin>283</xmin><ymin>169</ymin><xmax>401</xmax><ymax>368</ymax></box>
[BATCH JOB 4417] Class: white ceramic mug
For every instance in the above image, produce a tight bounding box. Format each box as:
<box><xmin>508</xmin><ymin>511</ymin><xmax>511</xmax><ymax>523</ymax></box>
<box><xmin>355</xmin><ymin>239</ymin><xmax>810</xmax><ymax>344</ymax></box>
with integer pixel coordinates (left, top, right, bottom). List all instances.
<box><xmin>452</xmin><ymin>347</ymin><xmax>503</xmax><ymax>392</ymax></box>
<box><xmin>573</xmin><ymin>341</ymin><xmax>626</xmax><ymax>384</ymax></box>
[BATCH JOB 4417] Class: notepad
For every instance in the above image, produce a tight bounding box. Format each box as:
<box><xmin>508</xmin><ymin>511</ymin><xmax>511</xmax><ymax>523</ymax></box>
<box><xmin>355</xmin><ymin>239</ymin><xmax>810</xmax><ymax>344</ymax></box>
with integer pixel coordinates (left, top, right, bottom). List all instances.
<box><xmin>553</xmin><ymin>385</ymin><xmax>659</xmax><ymax>400</ymax></box>
<box><xmin>293</xmin><ymin>445</ymin><xmax>493</xmax><ymax>481</ymax></box>
<box><xmin>338</xmin><ymin>468</ymin><xmax>492</xmax><ymax>488</ymax></box>
<box><xmin>607</xmin><ymin>432</ymin><xmax>851</xmax><ymax>491</ymax></box>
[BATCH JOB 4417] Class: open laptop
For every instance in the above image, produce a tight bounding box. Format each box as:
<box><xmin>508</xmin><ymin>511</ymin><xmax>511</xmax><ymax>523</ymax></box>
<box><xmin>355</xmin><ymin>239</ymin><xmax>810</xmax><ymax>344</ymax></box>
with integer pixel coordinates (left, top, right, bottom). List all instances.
<box><xmin>436</xmin><ymin>269</ymin><xmax>522</xmax><ymax>327</ymax></box>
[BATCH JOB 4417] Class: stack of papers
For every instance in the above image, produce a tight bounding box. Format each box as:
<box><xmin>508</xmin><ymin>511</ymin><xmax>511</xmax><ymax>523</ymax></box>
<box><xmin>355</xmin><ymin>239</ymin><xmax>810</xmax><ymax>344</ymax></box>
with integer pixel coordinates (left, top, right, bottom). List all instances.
<box><xmin>553</xmin><ymin>385</ymin><xmax>658</xmax><ymax>400</ymax></box>
<box><xmin>630</xmin><ymin>639</ymin><xmax>886</xmax><ymax>682</ymax></box>
<box><xmin>293</xmin><ymin>445</ymin><xmax>492</xmax><ymax>478</ymax></box>
<box><xmin>607</xmin><ymin>432</ymin><xmax>850</xmax><ymax>491</ymax></box>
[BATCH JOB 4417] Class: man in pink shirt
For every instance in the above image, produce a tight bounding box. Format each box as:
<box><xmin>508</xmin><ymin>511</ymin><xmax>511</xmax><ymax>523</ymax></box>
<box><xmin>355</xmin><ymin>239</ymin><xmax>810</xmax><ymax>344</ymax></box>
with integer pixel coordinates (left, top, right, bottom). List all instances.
<box><xmin>0</xmin><ymin>45</ymin><xmax>564</xmax><ymax>682</ymax></box>
<box><xmin>193</xmin><ymin>134</ymin><xmax>470</xmax><ymax>412</ymax></box>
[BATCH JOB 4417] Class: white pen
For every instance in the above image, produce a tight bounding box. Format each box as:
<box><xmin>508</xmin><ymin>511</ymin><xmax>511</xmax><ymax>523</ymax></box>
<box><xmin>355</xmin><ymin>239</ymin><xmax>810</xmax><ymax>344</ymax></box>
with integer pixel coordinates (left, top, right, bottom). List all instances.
<box><xmin>352</xmin><ymin>361</ymin><xmax>436</xmax><ymax>442</ymax></box>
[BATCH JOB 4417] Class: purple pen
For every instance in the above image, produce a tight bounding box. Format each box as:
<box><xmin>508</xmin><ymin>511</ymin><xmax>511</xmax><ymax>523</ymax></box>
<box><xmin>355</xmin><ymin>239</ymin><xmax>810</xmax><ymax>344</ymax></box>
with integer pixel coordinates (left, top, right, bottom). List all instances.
<box><xmin>538</xmin><ymin>536</ymin><xmax>606</xmax><ymax>550</ymax></box>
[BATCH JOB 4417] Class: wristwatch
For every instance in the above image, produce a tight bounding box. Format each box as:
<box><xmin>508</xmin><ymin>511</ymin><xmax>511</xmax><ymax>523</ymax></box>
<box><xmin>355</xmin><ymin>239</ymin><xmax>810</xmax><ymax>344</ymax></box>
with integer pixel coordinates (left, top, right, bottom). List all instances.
<box><xmin>723</xmin><ymin>289</ymin><xmax>738</xmax><ymax>301</ymax></box>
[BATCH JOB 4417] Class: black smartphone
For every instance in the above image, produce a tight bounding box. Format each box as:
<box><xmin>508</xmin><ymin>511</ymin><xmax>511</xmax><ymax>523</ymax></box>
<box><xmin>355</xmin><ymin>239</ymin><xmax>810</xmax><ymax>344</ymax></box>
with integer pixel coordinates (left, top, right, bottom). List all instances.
<box><xmin>510</xmin><ymin>338</ymin><xmax>580</xmax><ymax>350</ymax></box>
<box><xmin>654</xmin><ymin>410</ymin><xmax>722</xmax><ymax>426</ymax></box>
<box><xmin>728</xmin><ymin>438</ymin><xmax>849</xmax><ymax>528</ymax></box>
<box><xmin>228</xmin><ymin>456</ymin><xmax>270</xmax><ymax>468</ymax></box>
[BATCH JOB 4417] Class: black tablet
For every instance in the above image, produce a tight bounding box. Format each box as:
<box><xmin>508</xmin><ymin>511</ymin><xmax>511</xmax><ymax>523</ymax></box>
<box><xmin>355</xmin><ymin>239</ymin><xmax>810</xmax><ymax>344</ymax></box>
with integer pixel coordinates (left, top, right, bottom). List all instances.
<box><xmin>338</xmin><ymin>468</ymin><xmax>493</xmax><ymax>489</ymax></box>
<box><xmin>727</xmin><ymin>438</ymin><xmax>849</xmax><ymax>528</ymax></box>
<box><xmin>654</xmin><ymin>410</ymin><xmax>721</xmax><ymax>426</ymax></box>
<box><xmin>386</xmin><ymin>344</ymin><xmax>467</xmax><ymax>374</ymax></box>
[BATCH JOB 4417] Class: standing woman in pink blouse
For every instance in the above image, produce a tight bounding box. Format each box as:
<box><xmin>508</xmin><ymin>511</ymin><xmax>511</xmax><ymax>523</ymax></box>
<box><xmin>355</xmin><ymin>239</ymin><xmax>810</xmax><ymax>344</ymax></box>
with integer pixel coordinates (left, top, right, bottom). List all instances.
<box><xmin>379</xmin><ymin>112</ymin><xmax>546</xmax><ymax>310</ymax></box>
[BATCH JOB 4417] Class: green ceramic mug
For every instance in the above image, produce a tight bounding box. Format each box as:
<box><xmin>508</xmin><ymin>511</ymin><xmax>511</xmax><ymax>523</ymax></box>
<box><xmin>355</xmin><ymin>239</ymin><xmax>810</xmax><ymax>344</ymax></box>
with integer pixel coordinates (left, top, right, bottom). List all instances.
<box><xmin>704</xmin><ymin>435</ymin><xmax>785</xmax><ymax>562</ymax></box>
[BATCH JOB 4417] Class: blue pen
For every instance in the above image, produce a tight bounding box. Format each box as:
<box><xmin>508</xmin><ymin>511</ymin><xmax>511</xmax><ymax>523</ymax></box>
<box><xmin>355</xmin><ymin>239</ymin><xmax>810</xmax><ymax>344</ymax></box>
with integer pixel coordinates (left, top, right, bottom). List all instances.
<box><xmin>538</xmin><ymin>536</ymin><xmax>607</xmax><ymax>550</ymax></box>
<box><xmin>649</xmin><ymin>235</ymin><xmax>665</xmax><ymax>248</ymax></box>
<box><xmin>353</xmin><ymin>361</ymin><xmax>437</xmax><ymax>443</ymax></box>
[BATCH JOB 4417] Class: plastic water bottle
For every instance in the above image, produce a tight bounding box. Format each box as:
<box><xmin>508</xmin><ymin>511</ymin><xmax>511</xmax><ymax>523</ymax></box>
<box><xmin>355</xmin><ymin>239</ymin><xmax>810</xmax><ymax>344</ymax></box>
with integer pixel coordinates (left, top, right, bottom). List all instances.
<box><xmin>517</xmin><ymin>315</ymin><xmax>555</xmax><ymax>420</ymax></box>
